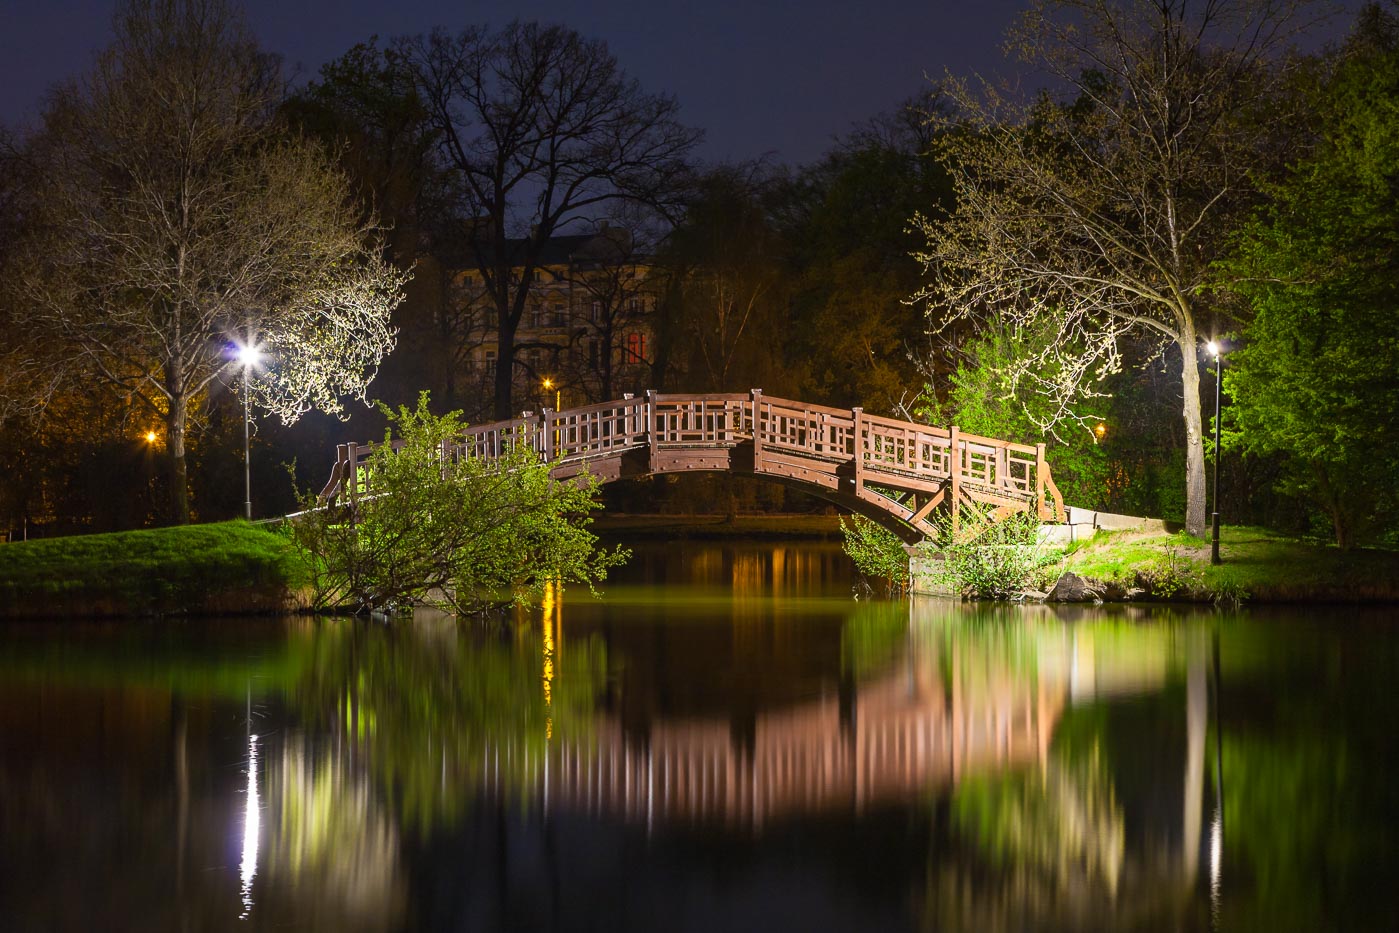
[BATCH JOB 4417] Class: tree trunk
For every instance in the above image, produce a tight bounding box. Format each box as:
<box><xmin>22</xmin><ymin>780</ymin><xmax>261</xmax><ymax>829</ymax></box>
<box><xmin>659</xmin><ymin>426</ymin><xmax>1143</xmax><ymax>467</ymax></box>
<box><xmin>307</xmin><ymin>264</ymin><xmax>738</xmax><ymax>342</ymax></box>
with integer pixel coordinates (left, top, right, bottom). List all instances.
<box><xmin>1177</xmin><ymin>334</ymin><xmax>1208</xmax><ymax>537</ymax></box>
<box><xmin>493</xmin><ymin>315</ymin><xmax>517</xmax><ymax>422</ymax></box>
<box><xmin>166</xmin><ymin>392</ymin><xmax>190</xmax><ymax>525</ymax></box>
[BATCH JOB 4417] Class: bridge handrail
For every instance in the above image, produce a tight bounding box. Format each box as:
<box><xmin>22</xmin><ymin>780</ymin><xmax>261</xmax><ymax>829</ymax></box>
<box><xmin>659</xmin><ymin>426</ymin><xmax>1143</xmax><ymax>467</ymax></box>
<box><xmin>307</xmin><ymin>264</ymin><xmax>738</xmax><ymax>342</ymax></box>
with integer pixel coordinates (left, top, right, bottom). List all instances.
<box><xmin>317</xmin><ymin>389</ymin><xmax>1068</xmax><ymax>528</ymax></box>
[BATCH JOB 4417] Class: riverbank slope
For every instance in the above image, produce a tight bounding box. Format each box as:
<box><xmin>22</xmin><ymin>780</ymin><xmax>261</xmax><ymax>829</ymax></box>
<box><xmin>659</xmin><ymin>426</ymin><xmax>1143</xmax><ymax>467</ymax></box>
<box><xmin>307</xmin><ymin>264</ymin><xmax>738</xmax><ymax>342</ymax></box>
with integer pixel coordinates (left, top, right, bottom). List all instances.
<box><xmin>1051</xmin><ymin>525</ymin><xmax>1399</xmax><ymax>603</ymax></box>
<box><xmin>0</xmin><ymin>521</ymin><xmax>304</xmax><ymax>618</ymax></box>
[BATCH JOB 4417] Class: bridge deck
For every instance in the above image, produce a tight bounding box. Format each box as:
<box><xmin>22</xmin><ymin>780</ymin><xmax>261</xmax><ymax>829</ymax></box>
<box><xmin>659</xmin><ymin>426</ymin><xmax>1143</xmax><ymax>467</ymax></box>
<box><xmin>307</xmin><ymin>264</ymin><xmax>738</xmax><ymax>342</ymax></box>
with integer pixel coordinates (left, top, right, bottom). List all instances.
<box><xmin>320</xmin><ymin>390</ymin><xmax>1065</xmax><ymax>540</ymax></box>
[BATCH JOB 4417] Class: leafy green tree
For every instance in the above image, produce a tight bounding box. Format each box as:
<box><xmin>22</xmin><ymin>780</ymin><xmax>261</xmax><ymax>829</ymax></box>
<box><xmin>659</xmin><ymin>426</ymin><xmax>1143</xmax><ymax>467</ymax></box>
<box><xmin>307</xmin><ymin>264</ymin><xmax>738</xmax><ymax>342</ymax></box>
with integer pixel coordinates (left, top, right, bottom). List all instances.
<box><xmin>291</xmin><ymin>394</ymin><xmax>626</xmax><ymax>613</ymax></box>
<box><xmin>914</xmin><ymin>0</ymin><xmax>1310</xmax><ymax>537</ymax></box>
<box><xmin>1224</xmin><ymin>5</ymin><xmax>1399</xmax><ymax>548</ymax></box>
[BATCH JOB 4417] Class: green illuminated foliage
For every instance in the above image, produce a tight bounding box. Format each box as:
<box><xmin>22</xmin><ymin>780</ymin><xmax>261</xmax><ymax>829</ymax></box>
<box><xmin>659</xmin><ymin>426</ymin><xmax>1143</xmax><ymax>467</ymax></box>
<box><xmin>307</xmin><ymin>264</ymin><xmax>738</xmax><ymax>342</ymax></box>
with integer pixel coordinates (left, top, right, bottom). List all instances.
<box><xmin>290</xmin><ymin>394</ymin><xmax>627</xmax><ymax>614</ymax></box>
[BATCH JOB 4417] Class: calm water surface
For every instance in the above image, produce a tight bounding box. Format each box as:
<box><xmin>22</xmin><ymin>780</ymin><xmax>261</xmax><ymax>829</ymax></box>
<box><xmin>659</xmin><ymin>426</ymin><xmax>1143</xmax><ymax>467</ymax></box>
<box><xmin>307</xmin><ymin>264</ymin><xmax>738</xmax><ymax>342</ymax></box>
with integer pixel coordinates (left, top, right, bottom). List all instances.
<box><xmin>2</xmin><ymin>540</ymin><xmax>1397</xmax><ymax>932</ymax></box>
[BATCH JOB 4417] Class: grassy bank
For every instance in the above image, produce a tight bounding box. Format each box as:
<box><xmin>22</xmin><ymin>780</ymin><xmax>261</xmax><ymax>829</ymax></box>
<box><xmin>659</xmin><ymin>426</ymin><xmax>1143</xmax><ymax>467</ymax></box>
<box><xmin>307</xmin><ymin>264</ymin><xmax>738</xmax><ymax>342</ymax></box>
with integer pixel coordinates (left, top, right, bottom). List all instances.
<box><xmin>592</xmin><ymin>513</ymin><xmax>843</xmax><ymax>539</ymax></box>
<box><xmin>1057</xmin><ymin>525</ymin><xmax>1399</xmax><ymax>603</ymax></box>
<box><xmin>0</xmin><ymin>521</ymin><xmax>305</xmax><ymax>618</ymax></box>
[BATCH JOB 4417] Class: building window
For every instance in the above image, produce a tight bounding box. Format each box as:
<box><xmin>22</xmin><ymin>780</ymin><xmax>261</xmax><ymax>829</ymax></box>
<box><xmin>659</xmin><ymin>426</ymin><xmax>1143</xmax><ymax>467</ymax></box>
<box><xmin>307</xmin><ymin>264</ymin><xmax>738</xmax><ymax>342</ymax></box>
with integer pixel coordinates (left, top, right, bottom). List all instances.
<box><xmin>627</xmin><ymin>297</ymin><xmax>643</xmax><ymax>314</ymax></box>
<box><xmin>483</xmin><ymin>350</ymin><xmax>496</xmax><ymax>378</ymax></box>
<box><xmin>551</xmin><ymin>302</ymin><xmax>566</xmax><ymax>327</ymax></box>
<box><xmin>625</xmin><ymin>332</ymin><xmax>647</xmax><ymax>364</ymax></box>
<box><xmin>532</xmin><ymin>303</ymin><xmax>546</xmax><ymax>328</ymax></box>
<box><xmin>590</xmin><ymin>300</ymin><xmax>602</xmax><ymax>323</ymax></box>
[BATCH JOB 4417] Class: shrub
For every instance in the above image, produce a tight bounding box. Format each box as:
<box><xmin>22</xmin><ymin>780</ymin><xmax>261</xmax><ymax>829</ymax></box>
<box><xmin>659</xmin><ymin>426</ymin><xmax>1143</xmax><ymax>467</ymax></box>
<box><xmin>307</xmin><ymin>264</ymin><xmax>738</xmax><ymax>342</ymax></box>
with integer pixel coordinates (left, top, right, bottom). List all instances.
<box><xmin>840</xmin><ymin>515</ymin><xmax>910</xmax><ymax>594</ymax></box>
<box><xmin>290</xmin><ymin>394</ymin><xmax>627</xmax><ymax>614</ymax></box>
<box><xmin>924</xmin><ymin>504</ymin><xmax>1050</xmax><ymax>599</ymax></box>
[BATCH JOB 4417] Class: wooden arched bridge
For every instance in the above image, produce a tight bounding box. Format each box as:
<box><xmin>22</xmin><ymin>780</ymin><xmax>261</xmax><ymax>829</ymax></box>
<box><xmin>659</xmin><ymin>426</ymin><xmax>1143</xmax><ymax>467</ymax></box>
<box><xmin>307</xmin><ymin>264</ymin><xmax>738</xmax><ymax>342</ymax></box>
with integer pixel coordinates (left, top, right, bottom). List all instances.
<box><xmin>319</xmin><ymin>390</ymin><xmax>1065</xmax><ymax>541</ymax></box>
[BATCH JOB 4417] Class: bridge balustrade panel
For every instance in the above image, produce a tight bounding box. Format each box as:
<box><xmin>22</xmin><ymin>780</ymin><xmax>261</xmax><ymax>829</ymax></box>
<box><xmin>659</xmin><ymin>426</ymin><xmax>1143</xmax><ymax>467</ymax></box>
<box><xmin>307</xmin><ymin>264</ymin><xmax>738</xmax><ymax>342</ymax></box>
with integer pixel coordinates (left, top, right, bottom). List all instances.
<box><xmin>450</xmin><ymin>416</ymin><xmax>543</xmax><ymax>463</ymax></box>
<box><xmin>755</xmin><ymin>397</ymin><xmax>856</xmax><ymax>461</ymax></box>
<box><xmin>549</xmin><ymin>398</ymin><xmax>648</xmax><ymax>460</ymax></box>
<box><xmin>860</xmin><ymin>413</ymin><xmax>953</xmax><ymax>479</ymax></box>
<box><xmin>652</xmin><ymin>394</ymin><xmax>749</xmax><ymax>446</ymax></box>
<box><xmin>957</xmin><ymin>431</ymin><xmax>1039</xmax><ymax>497</ymax></box>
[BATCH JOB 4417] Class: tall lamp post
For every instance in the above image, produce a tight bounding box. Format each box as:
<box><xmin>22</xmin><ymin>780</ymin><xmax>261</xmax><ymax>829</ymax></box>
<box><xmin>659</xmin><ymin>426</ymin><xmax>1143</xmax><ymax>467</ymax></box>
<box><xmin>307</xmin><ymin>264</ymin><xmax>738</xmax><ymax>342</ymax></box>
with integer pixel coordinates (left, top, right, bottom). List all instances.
<box><xmin>1207</xmin><ymin>340</ymin><xmax>1223</xmax><ymax>565</ymax></box>
<box><xmin>542</xmin><ymin>376</ymin><xmax>560</xmax><ymax>412</ymax></box>
<box><xmin>236</xmin><ymin>343</ymin><xmax>262</xmax><ymax>521</ymax></box>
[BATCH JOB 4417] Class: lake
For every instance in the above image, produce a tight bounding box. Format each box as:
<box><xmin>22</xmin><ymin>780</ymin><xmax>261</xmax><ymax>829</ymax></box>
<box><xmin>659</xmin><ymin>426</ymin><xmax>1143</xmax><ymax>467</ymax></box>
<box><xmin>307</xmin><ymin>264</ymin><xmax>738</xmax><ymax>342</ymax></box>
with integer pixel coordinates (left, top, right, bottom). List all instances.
<box><xmin>1</xmin><ymin>540</ymin><xmax>1396</xmax><ymax>931</ymax></box>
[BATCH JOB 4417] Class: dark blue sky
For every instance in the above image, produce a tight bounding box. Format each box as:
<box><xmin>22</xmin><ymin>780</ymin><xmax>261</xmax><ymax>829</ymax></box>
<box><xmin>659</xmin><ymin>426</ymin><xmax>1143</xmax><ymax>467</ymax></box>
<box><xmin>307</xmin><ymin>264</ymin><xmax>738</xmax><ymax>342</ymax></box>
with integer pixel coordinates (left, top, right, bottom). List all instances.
<box><xmin>1</xmin><ymin>1</ymin><xmax>1363</xmax><ymax>166</ymax></box>
<box><xmin>1</xmin><ymin>0</ymin><xmax>1031</xmax><ymax>165</ymax></box>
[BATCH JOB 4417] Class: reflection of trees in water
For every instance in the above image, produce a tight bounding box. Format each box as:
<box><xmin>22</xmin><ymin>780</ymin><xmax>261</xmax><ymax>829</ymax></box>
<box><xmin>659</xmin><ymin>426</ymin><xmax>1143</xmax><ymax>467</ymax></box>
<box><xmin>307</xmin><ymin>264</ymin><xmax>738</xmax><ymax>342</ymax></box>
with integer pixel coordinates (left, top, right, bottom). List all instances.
<box><xmin>928</xmin><ymin>747</ymin><xmax>1126</xmax><ymax>931</ymax></box>
<box><xmin>262</xmin><ymin>734</ymin><xmax>407</xmax><ymax>931</ymax></box>
<box><xmin>910</xmin><ymin>604</ymin><xmax>1214</xmax><ymax>932</ymax></box>
<box><xmin>289</xmin><ymin>614</ymin><xmax>608</xmax><ymax>829</ymax></box>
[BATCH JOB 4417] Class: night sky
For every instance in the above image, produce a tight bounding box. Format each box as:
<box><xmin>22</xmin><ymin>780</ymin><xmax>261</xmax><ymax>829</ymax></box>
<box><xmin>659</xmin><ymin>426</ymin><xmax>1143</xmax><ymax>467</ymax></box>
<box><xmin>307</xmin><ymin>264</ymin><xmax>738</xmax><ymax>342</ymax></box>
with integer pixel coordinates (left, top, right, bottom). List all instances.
<box><xmin>1</xmin><ymin>0</ymin><xmax>1033</xmax><ymax>166</ymax></box>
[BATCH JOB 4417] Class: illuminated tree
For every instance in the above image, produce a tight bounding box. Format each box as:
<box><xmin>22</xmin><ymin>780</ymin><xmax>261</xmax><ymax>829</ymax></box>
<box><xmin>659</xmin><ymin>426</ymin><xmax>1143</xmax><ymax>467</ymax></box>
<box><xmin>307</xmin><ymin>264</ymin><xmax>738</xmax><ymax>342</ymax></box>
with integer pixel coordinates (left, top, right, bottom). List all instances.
<box><xmin>914</xmin><ymin>0</ymin><xmax>1311</xmax><ymax>535</ymax></box>
<box><xmin>1225</xmin><ymin>4</ymin><xmax>1399</xmax><ymax>547</ymax></box>
<box><xmin>14</xmin><ymin>0</ymin><xmax>407</xmax><ymax>523</ymax></box>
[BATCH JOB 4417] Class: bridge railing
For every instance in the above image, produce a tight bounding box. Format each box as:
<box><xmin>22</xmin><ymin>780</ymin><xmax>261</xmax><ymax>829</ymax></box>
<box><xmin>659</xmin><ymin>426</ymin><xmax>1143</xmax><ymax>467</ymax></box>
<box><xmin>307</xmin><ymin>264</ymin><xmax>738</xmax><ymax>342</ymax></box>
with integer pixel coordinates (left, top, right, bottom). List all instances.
<box><xmin>650</xmin><ymin>393</ymin><xmax>750</xmax><ymax>445</ymax></box>
<box><xmin>318</xmin><ymin>389</ymin><xmax>1065</xmax><ymax>524</ymax></box>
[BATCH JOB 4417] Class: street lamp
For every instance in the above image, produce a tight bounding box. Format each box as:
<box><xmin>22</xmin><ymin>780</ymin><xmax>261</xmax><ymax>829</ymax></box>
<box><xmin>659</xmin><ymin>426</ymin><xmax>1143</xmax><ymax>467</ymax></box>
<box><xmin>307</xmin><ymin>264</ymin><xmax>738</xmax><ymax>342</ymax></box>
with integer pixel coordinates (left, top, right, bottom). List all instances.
<box><xmin>542</xmin><ymin>376</ymin><xmax>560</xmax><ymax>412</ymax></box>
<box><xmin>1206</xmin><ymin>340</ymin><xmax>1223</xmax><ymax>565</ymax></box>
<box><xmin>236</xmin><ymin>342</ymin><xmax>263</xmax><ymax>521</ymax></box>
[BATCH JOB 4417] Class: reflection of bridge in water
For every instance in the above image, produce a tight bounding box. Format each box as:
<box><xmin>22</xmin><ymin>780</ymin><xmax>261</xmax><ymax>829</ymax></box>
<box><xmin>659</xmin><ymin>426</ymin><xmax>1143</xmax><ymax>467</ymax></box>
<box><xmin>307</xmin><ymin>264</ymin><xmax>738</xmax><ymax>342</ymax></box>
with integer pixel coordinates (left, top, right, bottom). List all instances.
<box><xmin>523</xmin><ymin>665</ymin><xmax>1062</xmax><ymax>830</ymax></box>
<box><xmin>482</xmin><ymin>601</ymin><xmax>1185</xmax><ymax>832</ymax></box>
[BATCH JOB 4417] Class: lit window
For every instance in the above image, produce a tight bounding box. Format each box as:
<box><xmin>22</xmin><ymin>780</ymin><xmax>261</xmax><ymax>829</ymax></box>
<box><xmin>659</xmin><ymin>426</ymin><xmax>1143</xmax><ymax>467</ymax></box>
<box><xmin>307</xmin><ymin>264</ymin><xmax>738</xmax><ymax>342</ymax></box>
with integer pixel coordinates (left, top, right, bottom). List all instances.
<box><xmin>625</xmin><ymin>332</ymin><xmax>647</xmax><ymax>364</ymax></box>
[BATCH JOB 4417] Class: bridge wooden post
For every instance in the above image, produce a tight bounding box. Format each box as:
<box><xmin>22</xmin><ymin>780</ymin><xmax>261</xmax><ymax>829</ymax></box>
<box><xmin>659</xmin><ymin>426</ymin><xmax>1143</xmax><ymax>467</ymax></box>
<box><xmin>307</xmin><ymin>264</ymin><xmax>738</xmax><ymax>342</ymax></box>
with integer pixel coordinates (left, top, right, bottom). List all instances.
<box><xmin>950</xmin><ymin>425</ymin><xmax>962</xmax><ymax>538</ymax></box>
<box><xmin>751</xmin><ymin>388</ymin><xmax>765</xmax><ymax>474</ymax></box>
<box><xmin>646</xmin><ymin>390</ymin><xmax>659</xmax><ymax>473</ymax></box>
<box><xmin>541</xmin><ymin>409</ymin><xmax>554</xmax><ymax>461</ymax></box>
<box><xmin>1035</xmin><ymin>442</ymin><xmax>1047</xmax><ymax>520</ymax></box>
<box><xmin>851</xmin><ymin>407</ymin><xmax>864</xmax><ymax>499</ymax></box>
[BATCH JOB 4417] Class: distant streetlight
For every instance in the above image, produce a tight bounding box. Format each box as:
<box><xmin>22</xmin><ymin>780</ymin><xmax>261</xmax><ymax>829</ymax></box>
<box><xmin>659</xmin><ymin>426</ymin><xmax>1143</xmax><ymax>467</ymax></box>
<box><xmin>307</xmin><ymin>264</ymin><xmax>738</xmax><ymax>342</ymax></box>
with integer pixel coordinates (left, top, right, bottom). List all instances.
<box><xmin>1207</xmin><ymin>340</ymin><xmax>1223</xmax><ymax>564</ymax></box>
<box><xmin>1094</xmin><ymin>421</ymin><xmax>1107</xmax><ymax>441</ymax></box>
<box><xmin>144</xmin><ymin>430</ymin><xmax>158</xmax><ymax>445</ymax></box>
<box><xmin>542</xmin><ymin>376</ymin><xmax>560</xmax><ymax>412</ymax></box>
<box><xmin>235</xmin><ymin>341</ymin><xmax>263</xmax><ymax>521</ymax></box>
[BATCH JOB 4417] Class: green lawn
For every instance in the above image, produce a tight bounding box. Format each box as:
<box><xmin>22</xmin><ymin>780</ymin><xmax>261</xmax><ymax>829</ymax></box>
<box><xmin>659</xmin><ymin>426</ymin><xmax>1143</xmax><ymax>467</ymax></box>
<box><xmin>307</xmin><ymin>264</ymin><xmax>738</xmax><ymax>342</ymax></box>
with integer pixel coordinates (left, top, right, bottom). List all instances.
<box><xmin>0</xmin><ymin>521</ymin><xmax>306</xmax><ymax>618</ymax></box>
<box><xmin>1060</xmin><ymin>525</ymin><xmax>1399</xmax><ymax>603</ymax></box>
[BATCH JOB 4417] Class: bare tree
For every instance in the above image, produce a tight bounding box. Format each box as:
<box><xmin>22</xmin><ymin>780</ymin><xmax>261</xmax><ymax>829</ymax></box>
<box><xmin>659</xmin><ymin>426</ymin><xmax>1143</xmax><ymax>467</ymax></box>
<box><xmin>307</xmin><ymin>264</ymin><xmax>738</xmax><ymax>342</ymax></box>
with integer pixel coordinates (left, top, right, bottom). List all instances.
<box><xmin>913</xmin><ymin>0</ymin><xmax>1312</xmax><ymax>535</ymax></box>
<box><xmin>400</xmin><ymin>22</ymin><xmax>700</xmax><ymax>420</ymax></box>
<box><xmin>15</xmin><ymin>0</ymin><xmax>407</xmax><ymax>523</ymax></box>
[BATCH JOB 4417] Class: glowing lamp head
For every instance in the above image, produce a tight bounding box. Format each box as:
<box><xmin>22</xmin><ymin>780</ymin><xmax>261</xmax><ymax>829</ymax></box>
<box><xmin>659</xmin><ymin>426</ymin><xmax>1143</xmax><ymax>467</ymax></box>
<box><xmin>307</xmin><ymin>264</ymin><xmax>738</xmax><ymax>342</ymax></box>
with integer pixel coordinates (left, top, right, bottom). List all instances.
<box><xmin>1094</xmin><ymin>422</ymin><xmax>1107</xmax><ymax>439</ymax></box>
<box><xmin>236</xmin><ymin>344</ymin><xmax>262</xmax><ymax>368</ymax></box>
<box><xmin>542</xmin><ymin>377</ymin><xmax>554</xmax><ymax>390</ymax></box>
<box><xmin>144</xmin><ymin>430</ymin><xmax>158</xmax><ymax>444</ymax></box>
<box><xmin>1206</xmin><ymin>340</ymin><xmax>1220</xmax><ymax>358</ymax></box>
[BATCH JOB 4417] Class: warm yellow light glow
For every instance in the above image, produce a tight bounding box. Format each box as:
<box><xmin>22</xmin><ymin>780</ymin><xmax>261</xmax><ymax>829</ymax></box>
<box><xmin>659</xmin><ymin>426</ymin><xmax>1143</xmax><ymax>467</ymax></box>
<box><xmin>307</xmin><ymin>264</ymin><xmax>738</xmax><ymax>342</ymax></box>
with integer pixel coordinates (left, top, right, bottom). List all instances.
<box><xmin>1094</xmin><ymin>422</ymin><xmax>1107</xmax><ymax>439</ymax></box>
<box><xmin>144</xmin><ymin>430</ymin><xmax>158</xmax><ymax>444</ymax></box>
<box><xmin>541</xmin><ymin>377</ymin><xmax>554</xmax><ymax>390</ymax></box>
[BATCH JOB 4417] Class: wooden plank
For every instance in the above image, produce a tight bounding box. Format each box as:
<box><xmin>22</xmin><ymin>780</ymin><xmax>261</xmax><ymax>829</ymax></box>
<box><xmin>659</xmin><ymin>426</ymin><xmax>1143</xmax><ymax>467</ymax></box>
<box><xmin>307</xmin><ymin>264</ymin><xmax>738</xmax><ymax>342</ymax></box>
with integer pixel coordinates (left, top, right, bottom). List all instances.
<box><xmin>910</xmin><ymin>489</ymin><xmax>946</xmax><ymax>524</ymax></box>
